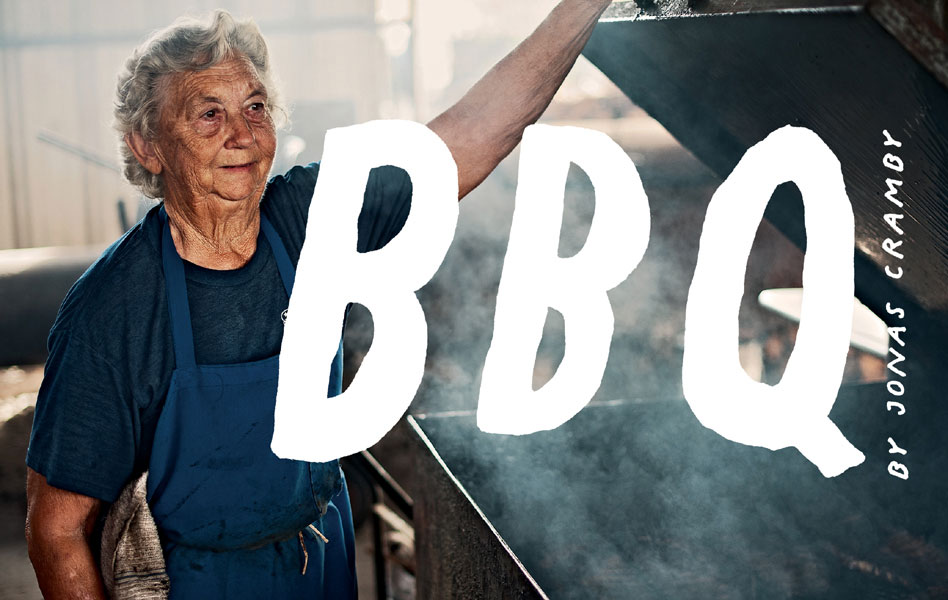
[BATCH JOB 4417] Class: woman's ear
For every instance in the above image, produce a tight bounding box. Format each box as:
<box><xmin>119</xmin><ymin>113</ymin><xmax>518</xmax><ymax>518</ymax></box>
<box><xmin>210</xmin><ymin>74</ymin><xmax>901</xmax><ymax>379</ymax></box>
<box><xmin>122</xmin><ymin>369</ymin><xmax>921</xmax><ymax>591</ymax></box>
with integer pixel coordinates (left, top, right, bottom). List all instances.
<box><xmin>125</xmin><ymin>132</ymin><xmax>162</xmax><ymax>175</ymax></box>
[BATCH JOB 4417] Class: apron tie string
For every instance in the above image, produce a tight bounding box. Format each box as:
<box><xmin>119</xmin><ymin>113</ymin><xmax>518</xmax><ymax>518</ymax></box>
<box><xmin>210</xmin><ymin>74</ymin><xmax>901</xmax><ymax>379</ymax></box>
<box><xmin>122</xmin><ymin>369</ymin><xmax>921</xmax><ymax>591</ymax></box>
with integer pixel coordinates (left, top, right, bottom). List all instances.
<box><xmin>308</xmin><ymin>524</ymin><xmax>329</xmax><ymax>543</ymax></box>
<box><xmin>299</xmin><ymin>524</ymin><xmax>329</xmax><ymax>575</ymax></box>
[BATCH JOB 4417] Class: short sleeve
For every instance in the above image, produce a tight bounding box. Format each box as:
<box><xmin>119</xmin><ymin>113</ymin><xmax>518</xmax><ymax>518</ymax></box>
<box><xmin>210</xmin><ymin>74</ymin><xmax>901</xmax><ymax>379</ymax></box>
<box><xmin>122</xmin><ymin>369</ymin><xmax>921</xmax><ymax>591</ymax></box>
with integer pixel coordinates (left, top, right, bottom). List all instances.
<box><xmin>357</xmin><ymin>165</ymin><xmax>413</xmax><ymax>253</ymax></box>
<box><xmin>262</xmin><ymin>162</ymin><xmax>411</xmax><ymax>261</ymax></box>
<box><xmin>27</xmin><ymin>329</ymin><xmax>138</xmax><ymax>502</ymax></box>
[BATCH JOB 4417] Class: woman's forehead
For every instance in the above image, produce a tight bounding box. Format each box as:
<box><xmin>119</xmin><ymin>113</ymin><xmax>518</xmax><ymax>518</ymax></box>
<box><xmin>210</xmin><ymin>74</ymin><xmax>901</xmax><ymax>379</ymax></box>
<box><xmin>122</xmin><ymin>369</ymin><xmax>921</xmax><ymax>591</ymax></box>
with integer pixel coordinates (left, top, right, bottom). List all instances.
<box><xmin>166</xmin><ymin>57</ymin><xmax>265</xmax><ymax>108</ymax></box>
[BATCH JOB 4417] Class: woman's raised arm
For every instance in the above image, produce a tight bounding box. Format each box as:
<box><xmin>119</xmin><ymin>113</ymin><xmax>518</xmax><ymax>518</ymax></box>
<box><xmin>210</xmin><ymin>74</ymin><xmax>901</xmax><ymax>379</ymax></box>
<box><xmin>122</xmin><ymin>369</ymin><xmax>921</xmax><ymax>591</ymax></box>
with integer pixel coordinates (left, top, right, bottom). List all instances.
<box><xmin>428</xmin><ymin>0</ymin><xmax>612</xmax><ymax>199</ymax></box>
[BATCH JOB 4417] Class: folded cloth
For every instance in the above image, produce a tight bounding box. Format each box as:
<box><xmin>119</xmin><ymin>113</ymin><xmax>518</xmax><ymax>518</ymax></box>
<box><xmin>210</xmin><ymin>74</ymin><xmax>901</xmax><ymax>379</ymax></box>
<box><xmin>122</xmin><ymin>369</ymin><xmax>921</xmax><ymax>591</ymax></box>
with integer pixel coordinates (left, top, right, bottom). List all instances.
<box><xmin>100</xmin><ymin>471</ymin><xmax>169</xmax><ymax>599</ymax></box>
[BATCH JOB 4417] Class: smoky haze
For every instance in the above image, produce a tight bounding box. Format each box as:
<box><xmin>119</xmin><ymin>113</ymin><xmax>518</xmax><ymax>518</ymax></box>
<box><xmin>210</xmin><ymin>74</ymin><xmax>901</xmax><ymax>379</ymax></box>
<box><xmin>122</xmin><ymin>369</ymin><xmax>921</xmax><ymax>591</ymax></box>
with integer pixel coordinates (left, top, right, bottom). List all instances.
<box><xmin>396</xmin><ymin>135</ymin><xmax>908</xmax><ymax>595</ymax></box>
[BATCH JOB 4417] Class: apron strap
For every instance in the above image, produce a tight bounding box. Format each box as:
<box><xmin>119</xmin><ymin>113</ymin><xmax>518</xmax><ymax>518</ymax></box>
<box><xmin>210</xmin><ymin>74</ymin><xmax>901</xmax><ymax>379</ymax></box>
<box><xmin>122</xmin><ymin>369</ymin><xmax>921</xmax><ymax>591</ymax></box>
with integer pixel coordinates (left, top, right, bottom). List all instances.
<box><xmin>159</xmin><ymin>206</ymin><xmax>299</xmax><ymax>369</ymax></box>
<box><xmin>159</xmin><ymin>205</ymin><xmax>197</xmax><ymax>369</ymax></box>
<box><xmin>259</xmin><ymin>212</ymin><xmax>295</xmax><ymax>297</ymax></box>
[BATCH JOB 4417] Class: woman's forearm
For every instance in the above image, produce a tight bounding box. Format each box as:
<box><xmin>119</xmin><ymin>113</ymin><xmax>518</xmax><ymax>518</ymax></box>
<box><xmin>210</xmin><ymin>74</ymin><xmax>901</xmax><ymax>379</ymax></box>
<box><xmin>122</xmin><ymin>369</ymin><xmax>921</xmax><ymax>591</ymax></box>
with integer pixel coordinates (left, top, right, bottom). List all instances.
<box><xmin>429</xmin><ymin>0</ymin><xmax>612</xmax><ymax>198</ymax></box>
<box><xmin>27</xmin><ymin>533</ymin><xmax>108</xmax><ymax>600</ymax></box>
<box><xmin>26</xmin><ymin>468</ymin><xmax>107</xmax><ymax>600</ymax></box>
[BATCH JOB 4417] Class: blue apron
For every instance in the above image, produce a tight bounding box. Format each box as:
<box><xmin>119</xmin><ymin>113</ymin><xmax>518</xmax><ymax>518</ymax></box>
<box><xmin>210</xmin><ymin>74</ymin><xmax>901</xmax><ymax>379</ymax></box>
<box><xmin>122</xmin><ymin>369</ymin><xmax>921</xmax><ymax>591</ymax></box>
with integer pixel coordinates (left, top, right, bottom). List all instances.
<box><xmin>146</xmin><ymin>206</ymin><xmax>357</xmax><ymax>599</ymax></box>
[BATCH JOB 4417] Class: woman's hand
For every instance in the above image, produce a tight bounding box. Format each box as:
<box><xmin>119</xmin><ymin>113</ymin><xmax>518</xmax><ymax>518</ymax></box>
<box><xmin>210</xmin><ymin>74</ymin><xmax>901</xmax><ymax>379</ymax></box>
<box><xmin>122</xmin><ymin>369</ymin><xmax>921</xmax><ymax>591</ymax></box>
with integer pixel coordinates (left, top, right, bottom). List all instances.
<box><xmin>428</xmin><ymin>0</ymin><xmax>613</xmax><ymax>199</ymax></box>
<box><xmin>26</xmin><ymin>468</ymin><xmax>107</xmax><ymax>600</ymax></box>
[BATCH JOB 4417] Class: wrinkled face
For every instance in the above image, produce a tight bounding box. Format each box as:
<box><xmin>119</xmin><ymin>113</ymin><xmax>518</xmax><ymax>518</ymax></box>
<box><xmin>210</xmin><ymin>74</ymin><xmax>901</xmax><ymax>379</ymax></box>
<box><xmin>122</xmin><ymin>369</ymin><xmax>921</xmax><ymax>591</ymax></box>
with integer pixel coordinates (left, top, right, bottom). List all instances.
<box><xmin>154</xmin><ymin>56</ymin><xmax>276</xmax><ymax>207</ymax></box>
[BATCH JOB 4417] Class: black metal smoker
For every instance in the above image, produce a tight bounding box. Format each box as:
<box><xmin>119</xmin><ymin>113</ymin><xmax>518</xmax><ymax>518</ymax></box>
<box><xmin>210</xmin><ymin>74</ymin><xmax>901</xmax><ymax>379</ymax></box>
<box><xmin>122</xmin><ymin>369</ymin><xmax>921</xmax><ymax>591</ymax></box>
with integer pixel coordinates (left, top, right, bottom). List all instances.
<box><xmin>408</xmin><ymin>1</ymin><xmax>948</xmax><ymax>598</ymax></box>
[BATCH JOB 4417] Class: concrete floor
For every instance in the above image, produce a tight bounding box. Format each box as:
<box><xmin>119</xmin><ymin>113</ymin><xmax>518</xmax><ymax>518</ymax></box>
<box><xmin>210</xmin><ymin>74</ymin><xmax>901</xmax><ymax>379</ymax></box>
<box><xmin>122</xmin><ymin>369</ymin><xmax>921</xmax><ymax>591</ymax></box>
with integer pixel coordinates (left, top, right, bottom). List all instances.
<box><xmin>0</xmin><ymin>365</ymin><xmax>41</xmax><ymax>598</ymax></box>
<box><xmin>0</xmin><ymin>535</ymin><xmax>41</xmax><ymax>599</ymax></box>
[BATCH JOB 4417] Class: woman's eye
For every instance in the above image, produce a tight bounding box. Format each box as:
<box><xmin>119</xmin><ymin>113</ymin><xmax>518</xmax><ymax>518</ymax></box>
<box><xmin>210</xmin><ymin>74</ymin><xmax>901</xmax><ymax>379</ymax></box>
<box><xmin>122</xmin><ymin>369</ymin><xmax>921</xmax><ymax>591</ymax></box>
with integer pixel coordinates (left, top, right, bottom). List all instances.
<box><xmin>246</xmin><ymin>102</ymin><xmax>267</xmax><ymax>121</ymax></box>
<box><xmin>201</xmin><ymin>109</ymin><xmax>217</xmax><ymax>119</ymax></box>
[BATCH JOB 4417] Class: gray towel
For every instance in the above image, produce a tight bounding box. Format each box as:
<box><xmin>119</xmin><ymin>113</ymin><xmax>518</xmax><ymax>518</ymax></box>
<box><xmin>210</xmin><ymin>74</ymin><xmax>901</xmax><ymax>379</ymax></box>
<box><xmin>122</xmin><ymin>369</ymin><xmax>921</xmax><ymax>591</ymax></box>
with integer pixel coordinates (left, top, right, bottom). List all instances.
<box><xmin>100</xmin><ymin>471</ymin><xmax>169</xmax><ymax>599</ymax></box>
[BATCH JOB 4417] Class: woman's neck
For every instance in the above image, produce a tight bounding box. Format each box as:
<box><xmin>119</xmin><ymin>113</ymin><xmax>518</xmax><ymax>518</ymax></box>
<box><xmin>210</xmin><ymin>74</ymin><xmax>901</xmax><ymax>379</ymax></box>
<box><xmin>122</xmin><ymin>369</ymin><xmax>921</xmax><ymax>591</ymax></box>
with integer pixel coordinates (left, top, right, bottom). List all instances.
<box><xmin>163</xmin><ymin>195</ymin><xmax>260</xmax><ymax>270</ymax></box>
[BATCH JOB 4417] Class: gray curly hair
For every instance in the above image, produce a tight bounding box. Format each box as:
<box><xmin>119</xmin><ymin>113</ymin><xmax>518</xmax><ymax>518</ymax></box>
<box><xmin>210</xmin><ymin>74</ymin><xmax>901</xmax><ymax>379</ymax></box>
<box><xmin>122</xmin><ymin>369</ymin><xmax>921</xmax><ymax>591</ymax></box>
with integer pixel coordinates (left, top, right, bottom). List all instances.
<box><xmin>114</xmin><ymin>10</ymin><xmax>286</xmax><ymax>198</ymax></box>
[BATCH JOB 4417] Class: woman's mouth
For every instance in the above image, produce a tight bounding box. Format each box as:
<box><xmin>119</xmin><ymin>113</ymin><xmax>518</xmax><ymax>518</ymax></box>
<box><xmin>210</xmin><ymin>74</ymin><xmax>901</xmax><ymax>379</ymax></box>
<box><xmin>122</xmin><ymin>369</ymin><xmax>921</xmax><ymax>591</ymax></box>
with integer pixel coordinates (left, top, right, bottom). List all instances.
<box><xmin>221</xmin><ymin>162</ymin><xmax>255</xmax><ymax>171</ymax></box>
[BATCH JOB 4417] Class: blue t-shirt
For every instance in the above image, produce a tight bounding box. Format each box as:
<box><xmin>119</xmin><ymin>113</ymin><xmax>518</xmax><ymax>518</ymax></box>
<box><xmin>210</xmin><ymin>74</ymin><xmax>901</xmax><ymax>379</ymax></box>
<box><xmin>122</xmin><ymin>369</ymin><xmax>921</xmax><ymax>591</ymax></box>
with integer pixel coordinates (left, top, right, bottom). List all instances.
<box><xmin>26</xmin><ymin>163</ymin><xmax>412</xmax><ymax>502</ymax></box>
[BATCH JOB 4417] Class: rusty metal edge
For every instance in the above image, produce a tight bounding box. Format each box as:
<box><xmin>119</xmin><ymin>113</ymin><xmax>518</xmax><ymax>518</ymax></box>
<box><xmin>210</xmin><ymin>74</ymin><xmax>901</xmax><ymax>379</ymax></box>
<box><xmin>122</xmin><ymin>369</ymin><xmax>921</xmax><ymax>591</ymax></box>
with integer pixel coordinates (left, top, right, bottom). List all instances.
<box><xmin>601</xmin><ymin>0</ymin><xmax>865</xmax><ymax>21</ymax></box>
<box><xmin>599</xmin><ymin>0</ymin><xmax>948</xmax><ymax>91</ymax></box>
<box><xmin>869</xmin><ymin>0</ymin><xmax>948</xmax><ymax>90</ymax></box>
<box><xmin>406</xmin><ymin>414</ymin><xmax>550</xmax><ymax>600</ymax></box>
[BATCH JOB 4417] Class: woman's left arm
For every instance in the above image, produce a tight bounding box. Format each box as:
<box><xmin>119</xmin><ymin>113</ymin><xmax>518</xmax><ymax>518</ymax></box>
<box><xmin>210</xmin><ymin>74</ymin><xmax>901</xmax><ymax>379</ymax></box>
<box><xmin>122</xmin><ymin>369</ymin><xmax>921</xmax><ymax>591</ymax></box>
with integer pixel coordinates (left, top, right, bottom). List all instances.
<box><xmin>428</xmin><ymin>0</ymin><xmax>612</xmax><ymax>200</ymax></box>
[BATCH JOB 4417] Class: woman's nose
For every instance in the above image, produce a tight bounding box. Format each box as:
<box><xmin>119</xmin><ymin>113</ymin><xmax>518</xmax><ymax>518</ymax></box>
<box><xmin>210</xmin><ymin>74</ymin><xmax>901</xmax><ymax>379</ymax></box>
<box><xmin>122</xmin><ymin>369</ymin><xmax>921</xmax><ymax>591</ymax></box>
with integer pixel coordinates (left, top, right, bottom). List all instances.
<box><xmin>225</xmin><ymin>114</ymin><xmax>255</xmax><ymax>148</ymax></box>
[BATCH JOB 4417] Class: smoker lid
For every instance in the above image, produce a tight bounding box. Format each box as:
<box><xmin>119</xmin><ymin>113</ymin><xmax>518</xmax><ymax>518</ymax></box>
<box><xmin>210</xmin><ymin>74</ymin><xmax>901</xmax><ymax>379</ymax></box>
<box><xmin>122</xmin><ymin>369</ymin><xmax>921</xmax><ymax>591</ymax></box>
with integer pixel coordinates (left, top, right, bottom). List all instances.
<box><xmin>582</xmin><ymin>0</ymin><xmax>948</xmax><ymax>318</ymax></box>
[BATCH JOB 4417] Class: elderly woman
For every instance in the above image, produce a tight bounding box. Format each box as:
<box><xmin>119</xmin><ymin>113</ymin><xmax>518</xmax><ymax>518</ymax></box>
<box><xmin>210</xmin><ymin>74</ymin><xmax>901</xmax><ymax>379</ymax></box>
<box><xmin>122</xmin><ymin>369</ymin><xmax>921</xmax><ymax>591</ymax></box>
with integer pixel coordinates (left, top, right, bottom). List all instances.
<box><xmin>24</xmin><ymin>1</ymin><xmax>611</xmax><ymax>598</ymax></box>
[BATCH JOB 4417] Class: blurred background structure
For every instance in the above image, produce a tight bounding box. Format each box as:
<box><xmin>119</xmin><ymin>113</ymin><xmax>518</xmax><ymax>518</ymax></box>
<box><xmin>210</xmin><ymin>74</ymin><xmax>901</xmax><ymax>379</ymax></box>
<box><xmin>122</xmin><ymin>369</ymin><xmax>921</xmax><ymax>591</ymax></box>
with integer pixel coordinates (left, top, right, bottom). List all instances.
<box><xmin>0</xmin><ymin>0</ymin><xmax>906</xmax><ymax>598</ymax></box>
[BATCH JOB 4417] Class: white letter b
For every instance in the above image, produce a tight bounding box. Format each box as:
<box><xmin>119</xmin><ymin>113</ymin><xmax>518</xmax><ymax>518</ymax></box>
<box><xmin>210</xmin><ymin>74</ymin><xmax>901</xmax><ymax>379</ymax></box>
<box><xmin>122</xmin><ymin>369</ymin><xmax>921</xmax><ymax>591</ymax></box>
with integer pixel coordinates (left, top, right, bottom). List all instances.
<box><xmin>273</xmin><ymin>121</ymin><xmax>458</xmax><ymax>462</ymax></box>
<box><xmin>478</xmin><ymin>125</ymin><xmax>649</xmax><ymax>435</ymax></box>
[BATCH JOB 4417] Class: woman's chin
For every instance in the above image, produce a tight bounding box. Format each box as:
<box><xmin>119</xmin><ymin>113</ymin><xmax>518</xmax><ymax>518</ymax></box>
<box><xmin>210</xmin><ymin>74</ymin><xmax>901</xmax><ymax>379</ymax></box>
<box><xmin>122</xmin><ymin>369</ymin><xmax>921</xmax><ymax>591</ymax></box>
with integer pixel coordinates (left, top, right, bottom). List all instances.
<box><xmin>213</xmin><ymin>182</ymin><xmax>266</xmax><ymax>204</ymax></box>
<box><xmin>212</xmin><ymin>168</ymin><xmax>269</xmax><ymax>203</ymax></box>
<box><xmin>218</xmin><ymin>193</ymin><xmax>261</xmax><ymax>206</ymax></box>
